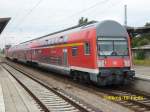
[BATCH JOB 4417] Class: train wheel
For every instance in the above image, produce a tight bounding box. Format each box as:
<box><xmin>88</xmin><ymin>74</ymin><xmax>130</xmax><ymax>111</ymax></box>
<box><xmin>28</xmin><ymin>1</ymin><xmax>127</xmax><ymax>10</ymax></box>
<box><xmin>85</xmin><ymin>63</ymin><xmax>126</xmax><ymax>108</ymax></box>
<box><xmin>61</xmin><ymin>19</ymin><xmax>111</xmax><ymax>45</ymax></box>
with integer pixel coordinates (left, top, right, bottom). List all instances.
<box><xmin>82</xmin><ymin>73</ymin><xmax>90</xmax><ymax>84</ymax></box>
<box><xmin>77</xmin><ymin>72</ymin><xmax>90</xmax><ymax>84</ymax></box>
<box><xmin>78</xmin><ymin>73</ymin><xmax>83</xmax><ymax>83</ymax></box>
<box><xmin>71</xmin><ymin>71</ymin><xmax>90</xmax><ymax>84</ymax></box>
<box><xmin>72</xmin><ymin>71</ymin><xmax>78</xmax><ymax>81</ymax></box>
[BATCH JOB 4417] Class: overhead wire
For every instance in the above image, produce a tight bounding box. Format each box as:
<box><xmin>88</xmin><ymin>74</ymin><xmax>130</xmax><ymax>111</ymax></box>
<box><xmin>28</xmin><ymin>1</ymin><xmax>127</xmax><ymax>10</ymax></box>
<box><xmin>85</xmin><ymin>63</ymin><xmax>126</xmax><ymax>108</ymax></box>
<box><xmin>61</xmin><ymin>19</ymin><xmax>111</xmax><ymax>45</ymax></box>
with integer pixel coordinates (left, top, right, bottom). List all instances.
<box><xmin>90</xmin><ymin>0</ymin><xmax>124</xmax><ymax>18</ymax></box>
<box><xmin>49</xmin><ymin>0</ymin><xmax>124</xmax><ymax>31</ymax></box>
<box><xmin>14</xmin><ymin>0</ymin><xmax>44</xmax><ymax>29</ymax></box>
<box><xmin>1</xmin><ymin>0</ymin><xmax>44</xmax><ymax>47</ymax></box>
<box><xmin>44</xmin><ymin>0</ymin><xmax>112</xmax><ymax>32</ymax></box>
<box><xmin>52</xmin><ymin>0</ymin><xmax>110</xmax><ymax>24</ymax></box>
<box><xmin>8</xmin><ymin>0</ymin><xmax>123</xmax><ymax>42</ymax></box>
<box><xmin>13</xmin><ymin>0</ymin><xmax>112</xmax><ymax>37</ymax></box>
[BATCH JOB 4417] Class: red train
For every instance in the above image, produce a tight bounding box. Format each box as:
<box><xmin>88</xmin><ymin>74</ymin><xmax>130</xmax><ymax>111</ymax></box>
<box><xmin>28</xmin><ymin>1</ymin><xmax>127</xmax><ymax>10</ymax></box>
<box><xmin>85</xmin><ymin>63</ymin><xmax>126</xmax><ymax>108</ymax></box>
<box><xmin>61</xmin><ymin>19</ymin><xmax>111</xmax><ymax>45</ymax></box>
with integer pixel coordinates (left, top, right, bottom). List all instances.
<box><xmin>5</xmin><ymin>20</ymin><xmax>135</xmax><ymax>86</ymax></box>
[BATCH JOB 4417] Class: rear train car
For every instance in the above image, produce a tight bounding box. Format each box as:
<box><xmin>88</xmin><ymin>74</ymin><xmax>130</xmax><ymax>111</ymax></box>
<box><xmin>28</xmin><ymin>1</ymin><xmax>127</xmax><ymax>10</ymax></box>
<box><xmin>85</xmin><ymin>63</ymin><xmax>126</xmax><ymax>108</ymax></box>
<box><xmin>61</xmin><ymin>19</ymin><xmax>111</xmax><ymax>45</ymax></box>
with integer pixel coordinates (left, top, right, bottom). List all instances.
<box><xmin>6</xmin><ymin>20</ymin><xmax>135</xmax><ymax>86</ymax></box>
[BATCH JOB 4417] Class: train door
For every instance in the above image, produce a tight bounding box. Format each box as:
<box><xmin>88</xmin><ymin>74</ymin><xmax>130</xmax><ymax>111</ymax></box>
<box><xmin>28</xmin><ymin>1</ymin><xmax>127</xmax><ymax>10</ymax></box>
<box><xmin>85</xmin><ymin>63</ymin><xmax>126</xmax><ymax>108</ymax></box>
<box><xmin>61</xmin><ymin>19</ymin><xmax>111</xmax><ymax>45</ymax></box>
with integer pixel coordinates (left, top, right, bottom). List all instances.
<box><xmin>28</xmin><ymin>50</ymin><xmax>32</xmax><ymax>62</ymax></box>
<box><xmin>63</xmin><ymin>48</ymin><xmax>68</xmax><ymax>66</ymax></box>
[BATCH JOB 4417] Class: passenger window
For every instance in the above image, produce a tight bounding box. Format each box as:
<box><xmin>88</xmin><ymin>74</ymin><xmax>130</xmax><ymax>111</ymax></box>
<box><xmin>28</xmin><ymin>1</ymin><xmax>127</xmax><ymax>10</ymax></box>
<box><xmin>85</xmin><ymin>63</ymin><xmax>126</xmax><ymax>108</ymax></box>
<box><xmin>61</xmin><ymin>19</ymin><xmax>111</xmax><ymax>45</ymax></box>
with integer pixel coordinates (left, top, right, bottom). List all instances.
<box><xmin>72</xmin><ymin>47</ymin><xmax>78</xmax><ymax>56</ymax></box>
<box><xmin>33</xmin><ymin>50</ymin><xmax>36</xmax><ymax>55</ymax></box>
<box><xmin>38</xmin><ymin>49</ymin><xmax>42</xmax><ymax>54</ymax></box>
<box><xmin>84</xmin><ymin>42</ymin><xmax>90</xmax><ymax>55</ymax></box>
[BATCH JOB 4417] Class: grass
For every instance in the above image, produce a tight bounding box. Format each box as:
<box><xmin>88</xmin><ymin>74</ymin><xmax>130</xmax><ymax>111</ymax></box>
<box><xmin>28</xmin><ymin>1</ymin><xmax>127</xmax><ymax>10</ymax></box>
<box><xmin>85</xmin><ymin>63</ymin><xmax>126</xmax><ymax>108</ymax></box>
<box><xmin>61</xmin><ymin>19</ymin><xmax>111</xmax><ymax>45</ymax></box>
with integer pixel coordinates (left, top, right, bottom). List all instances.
<box><xmin>133</xmin><ymin>59</ymin><xmax>150</xmax><ymax>66</ymax></box>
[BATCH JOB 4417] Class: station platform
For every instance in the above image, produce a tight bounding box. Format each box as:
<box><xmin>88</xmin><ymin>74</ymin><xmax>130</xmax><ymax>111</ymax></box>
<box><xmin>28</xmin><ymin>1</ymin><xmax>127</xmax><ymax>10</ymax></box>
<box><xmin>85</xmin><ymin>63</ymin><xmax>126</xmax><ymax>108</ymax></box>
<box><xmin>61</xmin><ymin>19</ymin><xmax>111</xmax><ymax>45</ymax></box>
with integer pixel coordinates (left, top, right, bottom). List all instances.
<box><xmin>0</xmin><ymin>65</ymin><xmax>41</xmax><ymax>112</ymax></box>
<box><xmin>134</xmin><ymin>66</ymin><xmax>150</xmax><ymax>80</ymax></box>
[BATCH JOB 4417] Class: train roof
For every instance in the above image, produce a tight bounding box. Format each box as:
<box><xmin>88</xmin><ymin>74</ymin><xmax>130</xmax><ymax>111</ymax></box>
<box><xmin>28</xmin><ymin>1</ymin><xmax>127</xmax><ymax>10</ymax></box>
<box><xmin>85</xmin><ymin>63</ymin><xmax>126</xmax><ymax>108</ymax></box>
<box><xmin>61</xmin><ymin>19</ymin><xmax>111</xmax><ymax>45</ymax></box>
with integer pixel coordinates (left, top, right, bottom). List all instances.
<box><xmin>17</xmin><ymin>20</ymin><xmax>128</xmax><ymax>47</ymax></box>
<box><xmin>96</xmin><ymin>20</ymin><xmax>128</xmax><ymax>37</ymax></box>
<box><xmin>20</xmin><ymin>21</ymin><xmax>98</xmax><ymax>44</ymax></box>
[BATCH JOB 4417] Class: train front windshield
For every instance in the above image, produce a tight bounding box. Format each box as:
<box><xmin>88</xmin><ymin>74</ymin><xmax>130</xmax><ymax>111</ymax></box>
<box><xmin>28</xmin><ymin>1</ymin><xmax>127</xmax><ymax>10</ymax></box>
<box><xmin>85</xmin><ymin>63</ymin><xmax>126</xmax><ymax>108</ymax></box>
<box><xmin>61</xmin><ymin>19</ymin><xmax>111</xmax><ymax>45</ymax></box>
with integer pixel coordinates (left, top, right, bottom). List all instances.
<box><xmin>97</xmin><ymin>37</ymin><xmax>129</xmax><ymax>57</ymax></box>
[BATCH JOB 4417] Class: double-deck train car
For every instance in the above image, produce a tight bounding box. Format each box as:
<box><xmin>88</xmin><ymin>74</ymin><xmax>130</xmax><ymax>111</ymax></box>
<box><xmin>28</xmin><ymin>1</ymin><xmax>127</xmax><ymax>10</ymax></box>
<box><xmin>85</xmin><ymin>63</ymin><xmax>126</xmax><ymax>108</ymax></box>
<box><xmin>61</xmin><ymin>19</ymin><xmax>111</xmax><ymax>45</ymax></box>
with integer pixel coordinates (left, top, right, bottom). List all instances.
<box><xmin>6</xmin><ymin>20</ymin><xmax>135</xmax><ymax>86</ymax></box>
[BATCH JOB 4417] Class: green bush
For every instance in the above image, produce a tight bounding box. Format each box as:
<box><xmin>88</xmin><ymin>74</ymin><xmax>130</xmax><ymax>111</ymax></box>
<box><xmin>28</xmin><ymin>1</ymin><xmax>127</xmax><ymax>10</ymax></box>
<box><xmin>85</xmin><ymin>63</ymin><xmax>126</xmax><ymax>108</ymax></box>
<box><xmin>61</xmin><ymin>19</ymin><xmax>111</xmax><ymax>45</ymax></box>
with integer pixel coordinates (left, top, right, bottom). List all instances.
<box><xmin>136</xmin><ymin>50</ymin><xmax>145</xmax><ymax>59</ymax></box>
<box><xmin>138</xmin><ymin>38</ymin><xmax>149</xmax><ymax>46</ymax></box>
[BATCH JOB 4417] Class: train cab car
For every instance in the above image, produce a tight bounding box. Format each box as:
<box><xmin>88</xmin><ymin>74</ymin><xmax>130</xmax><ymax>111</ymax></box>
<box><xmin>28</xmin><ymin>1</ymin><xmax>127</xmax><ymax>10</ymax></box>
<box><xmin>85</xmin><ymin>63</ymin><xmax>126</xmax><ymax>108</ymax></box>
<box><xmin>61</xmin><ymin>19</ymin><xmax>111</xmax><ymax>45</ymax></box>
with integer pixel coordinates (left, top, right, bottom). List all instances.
<box><xmin>6</xmin><ymin>20</ymin><xmax>135</xmax><ymax>86</ymax></box>
<box><xmin>94</xmin><ymin>20</ymin><xmax>135</xmax><ymax>85</ymax></box>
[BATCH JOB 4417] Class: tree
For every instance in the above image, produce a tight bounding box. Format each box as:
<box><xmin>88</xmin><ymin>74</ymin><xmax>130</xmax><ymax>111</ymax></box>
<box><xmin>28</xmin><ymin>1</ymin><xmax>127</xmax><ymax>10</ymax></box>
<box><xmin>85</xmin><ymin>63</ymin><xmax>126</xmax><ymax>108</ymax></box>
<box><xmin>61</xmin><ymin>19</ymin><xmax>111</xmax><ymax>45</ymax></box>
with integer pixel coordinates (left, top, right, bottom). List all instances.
<box><xmin>78</xmin><ymin>17</ymin><xmax>88</xmax><ymax>25</ymax></box>
<box><xmin>132</xmin><ymin>22</ymin><xmax>150</xmax><ymax>47</ymax></box>
<box><xmin>137</xmin><ymin>38</ymin><xmax>149</xmax><ymax>46</ymax></box>
<box><xmin>145</xmin><ymin>22</ymin><xmax>150</xmax><ymax>27</ymax></box>
<box><xmin>136</xmin><ymin>50</ymin><xmax>145</xmax><ymax>60</ymax></box>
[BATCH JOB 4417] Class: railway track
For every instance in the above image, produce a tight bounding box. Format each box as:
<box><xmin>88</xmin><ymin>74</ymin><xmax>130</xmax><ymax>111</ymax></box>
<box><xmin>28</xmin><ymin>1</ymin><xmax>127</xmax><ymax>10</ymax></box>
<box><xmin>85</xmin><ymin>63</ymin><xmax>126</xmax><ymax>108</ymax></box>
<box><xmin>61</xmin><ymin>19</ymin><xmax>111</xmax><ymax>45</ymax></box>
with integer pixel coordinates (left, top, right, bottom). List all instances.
<box><xmin>1</xmin><ymin>62</ymin><xmax>100</xmax><ymax>112</ymax></box>
<box><xmin>3</xmin><ymin>60</ymin><xmax>150</xmax><ymax>112</ymax></box>
<box><xmin>97</xmin><ymin>88</ymin><xmax>150</xmax><ymax>112</ymax></box>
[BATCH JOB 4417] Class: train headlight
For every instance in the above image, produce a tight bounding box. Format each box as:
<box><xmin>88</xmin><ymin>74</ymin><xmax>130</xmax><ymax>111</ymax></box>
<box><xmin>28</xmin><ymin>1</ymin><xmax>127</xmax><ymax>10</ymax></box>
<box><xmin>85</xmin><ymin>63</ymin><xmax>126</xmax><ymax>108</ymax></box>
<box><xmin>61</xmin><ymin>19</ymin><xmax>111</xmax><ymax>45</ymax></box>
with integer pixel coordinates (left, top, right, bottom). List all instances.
<box><xmin>98</xmin><ymin>60</ymin><xmax>105</xmax><ymax>67</ymax></box>
<box><xmin>124</xmin><ymin>60</ymin><xmax>130</xmax><ymax>67</ymax></box>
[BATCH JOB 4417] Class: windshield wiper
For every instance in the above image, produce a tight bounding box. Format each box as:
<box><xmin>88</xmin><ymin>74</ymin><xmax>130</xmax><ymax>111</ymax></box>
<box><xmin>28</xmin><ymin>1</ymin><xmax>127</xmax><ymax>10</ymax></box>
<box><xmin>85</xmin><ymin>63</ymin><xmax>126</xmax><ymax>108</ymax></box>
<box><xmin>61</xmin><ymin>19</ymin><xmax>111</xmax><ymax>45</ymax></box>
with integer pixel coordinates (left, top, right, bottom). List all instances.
<box><xmin>111</xmin><ymin>51</ymin><xmax>118</xmax><ymax>56</ymax></box>
<box><xmin>99</xmin><ymin>50</ymin><xmax>107</xmax><ymax>58</ymax></box>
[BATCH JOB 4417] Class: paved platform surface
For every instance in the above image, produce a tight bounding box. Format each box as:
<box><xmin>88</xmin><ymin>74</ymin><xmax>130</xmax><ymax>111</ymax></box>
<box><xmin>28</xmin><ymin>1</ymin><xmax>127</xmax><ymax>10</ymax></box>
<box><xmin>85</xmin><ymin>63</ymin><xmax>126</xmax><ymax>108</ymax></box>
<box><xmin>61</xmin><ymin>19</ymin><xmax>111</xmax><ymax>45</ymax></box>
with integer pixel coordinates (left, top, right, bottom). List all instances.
<box><xmin>0</xmin><ymin>65</ymin><xmax>41</xmax><ymax>112</ymax></box>
<box><xmin>134</xmin><ymin>65</ymin><xmax>150</xmax><ymax>80</ymax></box>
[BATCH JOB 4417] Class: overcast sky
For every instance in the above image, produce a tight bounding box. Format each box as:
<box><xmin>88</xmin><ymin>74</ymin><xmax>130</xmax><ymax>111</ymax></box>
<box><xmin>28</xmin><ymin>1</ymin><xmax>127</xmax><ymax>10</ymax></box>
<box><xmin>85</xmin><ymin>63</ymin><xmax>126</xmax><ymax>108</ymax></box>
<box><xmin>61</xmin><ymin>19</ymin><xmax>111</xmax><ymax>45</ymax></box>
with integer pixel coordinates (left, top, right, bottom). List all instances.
<box><xmin>0</xmin><ymin>0</ymin><xmax>150</xmax><ymax>48</ymax></box>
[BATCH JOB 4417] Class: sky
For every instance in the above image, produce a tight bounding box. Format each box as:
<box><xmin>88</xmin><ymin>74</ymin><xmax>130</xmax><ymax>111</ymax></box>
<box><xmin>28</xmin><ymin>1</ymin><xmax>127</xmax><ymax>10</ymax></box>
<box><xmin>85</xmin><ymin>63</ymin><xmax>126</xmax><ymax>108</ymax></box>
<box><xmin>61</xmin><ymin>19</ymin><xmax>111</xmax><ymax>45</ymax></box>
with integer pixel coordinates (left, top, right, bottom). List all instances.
<box><xmin>0</xmin><ymin>0</ymin><xmax>150</xmax><ymax>48</ymax></box>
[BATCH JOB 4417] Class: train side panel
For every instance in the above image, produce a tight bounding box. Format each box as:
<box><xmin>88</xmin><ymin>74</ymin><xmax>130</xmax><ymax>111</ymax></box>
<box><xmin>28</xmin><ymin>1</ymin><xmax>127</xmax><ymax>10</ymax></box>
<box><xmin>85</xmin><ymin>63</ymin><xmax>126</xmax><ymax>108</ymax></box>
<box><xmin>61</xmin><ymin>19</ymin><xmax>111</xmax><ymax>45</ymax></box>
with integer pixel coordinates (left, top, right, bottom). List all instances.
<box><xmin>6</xmin><ymin>20</ymin><xmax>135</xmax><ymax>86</ymax></box>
